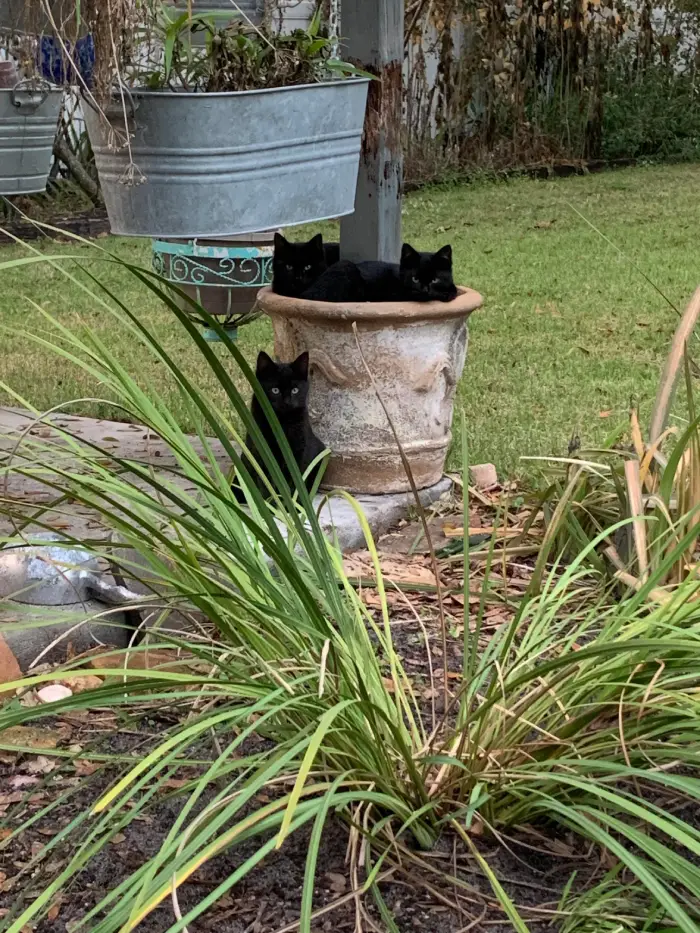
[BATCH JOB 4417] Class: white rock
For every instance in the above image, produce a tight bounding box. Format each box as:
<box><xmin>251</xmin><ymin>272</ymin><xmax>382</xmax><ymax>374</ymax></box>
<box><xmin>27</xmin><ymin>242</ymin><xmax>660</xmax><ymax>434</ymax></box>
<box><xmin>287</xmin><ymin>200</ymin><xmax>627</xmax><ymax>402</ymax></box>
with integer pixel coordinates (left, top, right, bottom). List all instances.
<box><xmin>37</xmin><ymin>684</ymin><xmax>73</xmax><ymax>704</ymax></box>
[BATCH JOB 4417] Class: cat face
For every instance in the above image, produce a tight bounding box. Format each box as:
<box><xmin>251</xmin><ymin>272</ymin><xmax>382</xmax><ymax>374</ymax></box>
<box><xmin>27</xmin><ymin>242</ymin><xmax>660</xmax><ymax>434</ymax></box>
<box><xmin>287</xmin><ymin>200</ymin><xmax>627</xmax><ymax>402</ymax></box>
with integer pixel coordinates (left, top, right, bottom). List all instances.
<box><xmin>272</xmin><ymin>233</ymin><xmax>328</xmax><ymax>298</ymax></box>
<box><xmin>256</xmin><ymin>351</ymin><xmax>310</xmax><ymax>416</ymax></box>
<box><xmin>399</xmin><ymin>244</ymin><xmax>458</xmax><ymax>303</ymax></box>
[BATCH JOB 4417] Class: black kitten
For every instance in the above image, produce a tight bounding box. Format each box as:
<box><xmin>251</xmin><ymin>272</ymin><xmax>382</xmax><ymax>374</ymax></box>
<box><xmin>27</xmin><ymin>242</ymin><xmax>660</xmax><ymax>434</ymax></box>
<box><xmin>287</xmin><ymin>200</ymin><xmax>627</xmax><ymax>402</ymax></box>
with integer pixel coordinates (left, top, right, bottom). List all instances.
<box><xmin>358</xmin><ymin>244</ymin><xmax>457</xmax><ymax>302</ymax></box>
<box><xmin>302</xmin><ymin>260</ymin><xmax>366</xmax><ymax>302</ymax></box>
<box><xmin>398</xmin><ymin>244</ymin><xmax>458</xmax><ymax>302</ymax></box>
<box><xmin>272</xmin><ymin>233</ymin><xmax>340</xmax><ymax>298</ymax></box>
<box><xmin>302</xmin><ymin>244</ymin><xmax>457</xmax><ymax>303</ymax></box>
<box><xmin>235</xmin><ymin>351</ymin><xmax>326</xmax><ymax>500</ymax></box>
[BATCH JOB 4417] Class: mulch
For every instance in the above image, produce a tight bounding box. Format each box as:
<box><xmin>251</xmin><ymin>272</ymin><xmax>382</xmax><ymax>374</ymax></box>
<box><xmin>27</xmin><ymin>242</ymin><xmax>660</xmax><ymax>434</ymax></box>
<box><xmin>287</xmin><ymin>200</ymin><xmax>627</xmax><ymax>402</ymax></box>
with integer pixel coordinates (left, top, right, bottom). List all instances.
<box><xmin>0</xmin><ymin>486</ymin><xmax>601</xmax><ymax>932</ymax></box>
<box><xmin>0</xmin><ymin>209</ymin><xmax>110</xmax><ymax>245</ymax></box>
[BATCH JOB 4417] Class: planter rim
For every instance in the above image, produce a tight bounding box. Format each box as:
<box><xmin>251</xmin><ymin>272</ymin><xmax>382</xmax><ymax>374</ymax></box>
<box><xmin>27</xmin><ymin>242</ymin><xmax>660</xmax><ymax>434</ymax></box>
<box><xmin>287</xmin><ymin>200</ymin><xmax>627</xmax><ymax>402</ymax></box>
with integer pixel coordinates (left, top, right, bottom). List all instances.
<box><xmin>258</xmin><ymin>286</ymin><xmax>484</xmax><ymax>323</ymax></box>
<box><xmin>90</xmin><ymin>77</ymin><xmax>370</xmax><ymax>102</ymax></box>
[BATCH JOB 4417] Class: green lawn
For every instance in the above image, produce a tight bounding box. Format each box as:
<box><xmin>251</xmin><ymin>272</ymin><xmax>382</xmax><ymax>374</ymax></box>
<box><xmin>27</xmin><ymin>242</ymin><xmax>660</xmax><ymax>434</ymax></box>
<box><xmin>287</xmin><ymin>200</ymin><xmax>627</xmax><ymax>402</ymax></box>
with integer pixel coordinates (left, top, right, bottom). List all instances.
<box><xmin>1</xmin><ymin>162</ymin><xmax>699</xmax><ymax>479</ymax></box>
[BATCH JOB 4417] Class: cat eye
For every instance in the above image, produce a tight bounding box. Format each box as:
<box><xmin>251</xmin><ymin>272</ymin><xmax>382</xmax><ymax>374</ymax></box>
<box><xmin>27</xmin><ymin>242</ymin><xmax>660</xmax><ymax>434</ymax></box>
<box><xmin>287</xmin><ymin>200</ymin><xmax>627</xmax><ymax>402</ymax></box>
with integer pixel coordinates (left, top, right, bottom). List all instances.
<box><xmin>412</xmin><ymin>275</ymin><xmax>421</xmax><ymax>285</ymax></box>
<box><xmin>291</xmin><ymin>387</ymin><xmax>299</xmax><ymax>395</ymax></box>
<box><xmin>303</xmin><ymin>265</ymin><xmax>312</xmax><ymax>273</ymax></box>
<box><xmin>270</xmin><ymin>388</ymin><xmax>280</xmax><ymax>395</ymax></box>
<box><xmin>285</xmin><ymin>264</ymin><xmax>294</xmax><ymax>272</ymax></box>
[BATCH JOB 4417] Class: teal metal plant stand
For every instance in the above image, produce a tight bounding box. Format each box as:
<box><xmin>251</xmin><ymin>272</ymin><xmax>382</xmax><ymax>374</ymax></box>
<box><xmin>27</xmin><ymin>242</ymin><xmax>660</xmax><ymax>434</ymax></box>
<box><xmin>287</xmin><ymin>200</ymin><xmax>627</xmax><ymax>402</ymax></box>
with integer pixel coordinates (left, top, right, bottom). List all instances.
<box><xmin>151</xmin><ymin>235</ymin><xmax>275</xmax><ymax>341</ymax></box>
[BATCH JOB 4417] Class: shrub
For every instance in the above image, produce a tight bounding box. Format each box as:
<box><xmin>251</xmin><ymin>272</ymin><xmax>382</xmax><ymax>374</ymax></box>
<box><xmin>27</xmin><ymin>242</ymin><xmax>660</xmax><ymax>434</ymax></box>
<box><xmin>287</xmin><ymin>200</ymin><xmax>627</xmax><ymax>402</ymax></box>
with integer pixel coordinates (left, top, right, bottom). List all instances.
<box><xmin>1</xmin><ymin>245</ymin><xmax>700</xmax><ymax>930</ymax></box>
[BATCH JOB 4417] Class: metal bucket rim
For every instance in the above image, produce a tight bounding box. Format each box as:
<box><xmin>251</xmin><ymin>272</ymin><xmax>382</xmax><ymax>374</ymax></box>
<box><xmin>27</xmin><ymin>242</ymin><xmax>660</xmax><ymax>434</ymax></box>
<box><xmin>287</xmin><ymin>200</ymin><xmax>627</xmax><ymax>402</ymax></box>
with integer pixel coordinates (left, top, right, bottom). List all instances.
<box><xmin>0</xmin><ymin>85</ymin><xmax>64</xmax><ymax>96</ymax></box>
<box><xmin>90</xmin><ymin>77</ymin><xmax>370</xmax><ymax>102</ymax></box>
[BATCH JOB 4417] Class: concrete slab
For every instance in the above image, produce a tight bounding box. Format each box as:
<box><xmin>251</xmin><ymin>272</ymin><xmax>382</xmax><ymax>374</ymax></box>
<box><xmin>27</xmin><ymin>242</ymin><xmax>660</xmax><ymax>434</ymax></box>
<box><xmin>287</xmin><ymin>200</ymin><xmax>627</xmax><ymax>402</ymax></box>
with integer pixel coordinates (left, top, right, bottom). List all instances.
<box><xmin>0</xmin><ymin>406</ymin><xmax>452</xmax><ymax>669</ymax></box>
<box><xmin>0</xmin><ymin>406</ymin><xmax>451</xmax><ymax>547</ymax></box>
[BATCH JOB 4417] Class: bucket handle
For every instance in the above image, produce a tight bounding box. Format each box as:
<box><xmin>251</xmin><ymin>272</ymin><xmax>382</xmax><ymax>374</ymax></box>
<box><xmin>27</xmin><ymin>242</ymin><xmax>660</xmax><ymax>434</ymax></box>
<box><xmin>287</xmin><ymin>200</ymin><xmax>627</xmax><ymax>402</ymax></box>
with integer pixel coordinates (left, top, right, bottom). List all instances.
<box><xmin>83</xmin><ymin>82</ymin><xmax>138</xmax><ymax>122</ymax></box>
<box><xmin>11</xmin><ymin>79</ymin><xmax>51</xmax><ymax>113</ymax></box>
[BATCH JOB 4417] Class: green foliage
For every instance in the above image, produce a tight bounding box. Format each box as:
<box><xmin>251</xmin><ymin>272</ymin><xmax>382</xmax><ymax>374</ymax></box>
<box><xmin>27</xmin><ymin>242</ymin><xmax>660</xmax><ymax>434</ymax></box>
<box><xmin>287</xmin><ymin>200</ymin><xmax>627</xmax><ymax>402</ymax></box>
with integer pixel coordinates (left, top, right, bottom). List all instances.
<box><xmin>602</xmin><ymin>64</ymin><xmax>700</xmax><ymax>162</ymax></box>
<box><xmin>1</xmin><ymin>244</ymin><xmax>700</xmax><ymax>929</ymax></box>
<box><xmin>132</xmin><ymin>3</ymin><xmax>368</xmax><ymax>92</ymax></box>
<box><xmin>405</xmin><ymin>0</ymin><xmax>700</xmax><ymax>178</ymax></box>
<box><xmin>528</xmin><ymin>374</ymin><xmax>700</xmax><ymax>593</ymax></box>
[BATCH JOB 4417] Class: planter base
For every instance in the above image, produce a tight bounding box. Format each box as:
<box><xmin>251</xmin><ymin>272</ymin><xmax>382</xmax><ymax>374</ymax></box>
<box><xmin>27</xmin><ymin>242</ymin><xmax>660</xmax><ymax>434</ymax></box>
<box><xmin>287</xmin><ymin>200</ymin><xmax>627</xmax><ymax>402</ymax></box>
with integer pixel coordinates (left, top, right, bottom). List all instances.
<box><xmin>323</xmin><ymin>437</ymin><xmax>451</xmax><ymax>495</ymax></box>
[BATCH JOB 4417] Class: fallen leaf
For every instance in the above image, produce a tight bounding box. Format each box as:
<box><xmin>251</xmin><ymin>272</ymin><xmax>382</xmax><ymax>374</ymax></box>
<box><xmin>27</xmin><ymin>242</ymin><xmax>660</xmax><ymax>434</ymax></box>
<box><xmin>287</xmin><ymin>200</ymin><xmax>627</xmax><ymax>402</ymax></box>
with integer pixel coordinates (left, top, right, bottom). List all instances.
<box><xmin>0</xmin><ymin>636</ymin><xmax>21</xmax><ymax>698</ymax></box>
<box><xmin>534</xmin><ymin>219</ymin><xmax>556</xmax><ymax>229</ymax></box>
<box><xmin>1</xmin><ymin>726</ymin><xmax>59</xmax><ymax>750</ymax></box>
<box><xmin>0</xmin><ymin>792</ymin><xmax>25</xmax><ymax>807</ymax></box>
<box><xmin>599</xmin><ymin>410</ymin><xmax>612</xmax><ymax>418</ymax></box>
<box><xmin>90</xmin><ymin>649</ymin><xmax>199</xmax><ymax>673</ymax></box>
<box><xmin>163</xmin><ymin>778</ymin><xmax>189</xmax><ymax>790</ymax></box>
<box><xmin>111</xmin><ymin>833</ymin><xmax>126</xmax><ymax>845</ymax></box>
<box><xmin>9</xmin><ymin>776</ymin><xmax>40</xmax><ymax>790</ymax></box>
<box><xmin>25</xmin><ymin>755</ymin><xmax>57</xmax><ymax>775</ymax></box>
<box><xmin>74</xmin><ymin>759</ymin><xmax>100</xmax><ymax>777</ymax></box>
<box><xmin>61</xmin><ymin>675</ymin><xmax>103</xmax><ymax>693</ymax></box>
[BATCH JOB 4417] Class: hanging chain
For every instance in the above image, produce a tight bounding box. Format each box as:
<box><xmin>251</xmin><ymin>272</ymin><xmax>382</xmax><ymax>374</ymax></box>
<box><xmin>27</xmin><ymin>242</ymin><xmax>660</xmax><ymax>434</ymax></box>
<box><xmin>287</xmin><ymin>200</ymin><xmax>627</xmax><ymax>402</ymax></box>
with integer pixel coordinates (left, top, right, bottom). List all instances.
<box><xmin>328</xmin><ymin>0</ymin><xmax>340</xmax><ymax>59</ymax></box>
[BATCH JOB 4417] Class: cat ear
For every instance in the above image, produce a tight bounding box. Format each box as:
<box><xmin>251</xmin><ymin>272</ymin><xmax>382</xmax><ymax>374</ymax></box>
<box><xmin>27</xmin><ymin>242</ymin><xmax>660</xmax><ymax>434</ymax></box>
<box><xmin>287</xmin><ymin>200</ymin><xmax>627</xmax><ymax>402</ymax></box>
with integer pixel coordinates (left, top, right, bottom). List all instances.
<box><xmin>274</xmin><ymin>232</ymin><xmax>289</xmax><ymax>254</ymax></box>
<box><xmin>435</xmin><ymin>245</ymin><xmax>452</xmax><ymax>266</ymax></box>
<box><xmin>308</xmin><ymin>233</ymin><xmax>324</xmax><ymax>255</ymax></box>
<box><xmin>401</xmin><ymin>243</ymin><xmax>420</xmax><ymax>267</ymax></box>
<box><xmin>292</xmin><ymin>351</ymin><xmax>310</xmax><ymax>380</ymax></box>
<box><xmin>256</xmin><ymin>351</ymin><xmax>275</xmax><ymax>376</ymax></box>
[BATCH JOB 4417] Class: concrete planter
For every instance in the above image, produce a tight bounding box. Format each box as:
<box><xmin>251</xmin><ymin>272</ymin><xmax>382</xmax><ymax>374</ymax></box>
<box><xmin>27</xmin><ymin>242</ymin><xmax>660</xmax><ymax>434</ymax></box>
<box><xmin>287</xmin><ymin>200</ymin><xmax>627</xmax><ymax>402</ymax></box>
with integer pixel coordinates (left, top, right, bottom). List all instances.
<box><xmin>83</xmin><ymin>79</ymin><xmax>370</xmax><ymax>238</ymax></box>
<box><xmin>258</xmin><ymin>286</ymin><xmax>484</xmax><ymax>494</ymax></box>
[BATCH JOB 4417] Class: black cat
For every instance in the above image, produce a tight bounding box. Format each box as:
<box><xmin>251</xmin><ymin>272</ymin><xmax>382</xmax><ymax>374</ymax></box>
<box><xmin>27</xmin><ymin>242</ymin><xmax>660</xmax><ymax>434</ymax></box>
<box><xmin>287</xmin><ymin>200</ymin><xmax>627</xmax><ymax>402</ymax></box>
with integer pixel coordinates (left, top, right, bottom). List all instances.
<box><xmin>396</xmin><ymin>244</ymin><xmax>457</xmax><ymax>302</ymax></box>
<box><xmin>234</xmin><ymin>351</ymin><xmax>326</xmax><ymax>501</ymax></box>
<box><xmin>272</xmin><ymin>233</ymin><xmax>340</xmax><ymax>298</ymax></box>
<box><xmin>359</xmin><ymin>244</ymin><xmax>457</xmax><ymax>303</ymax></box>
<box><xmin>302</xmin><ymin>260</ymin><xmax>366</xmax><ymax>302</ymax></box>
<box><xmin>300</xmin><ymin>244</ymin><xmax>457</xmax><ymax>303</ymax></box>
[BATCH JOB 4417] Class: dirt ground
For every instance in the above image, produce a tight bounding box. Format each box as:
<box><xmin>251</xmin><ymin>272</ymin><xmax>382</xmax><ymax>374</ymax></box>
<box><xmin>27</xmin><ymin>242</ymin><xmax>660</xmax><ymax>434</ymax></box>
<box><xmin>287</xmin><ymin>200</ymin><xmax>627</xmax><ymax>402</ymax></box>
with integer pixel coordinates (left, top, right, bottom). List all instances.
<box><xmin>0</xmin><ymin>491</ymin><xmax>603</xmax><ymax>933</ymax></box>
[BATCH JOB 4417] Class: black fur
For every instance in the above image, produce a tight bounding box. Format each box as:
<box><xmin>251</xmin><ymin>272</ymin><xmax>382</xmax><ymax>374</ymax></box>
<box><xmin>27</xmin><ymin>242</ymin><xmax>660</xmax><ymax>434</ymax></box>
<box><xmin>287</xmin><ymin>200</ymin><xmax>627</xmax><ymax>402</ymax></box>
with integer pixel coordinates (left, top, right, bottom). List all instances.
<box><xmin>272</xmin><ymin>233</ymin><xmax>340</xmax><ymax>298</ymax></box>
<box><xmin>302</xmin><ymin>260</ymin><xmax>366</xmax><ymax>302</ymax></box>
<box><xmin>397</xmin><ymin>244</ymin><xmax>458</xmax><ymax>303</ymax></box>
<box><xmin>235</xmin><ymin>351</ymin><xmax>326</xmax><ymax>500</ymax></box>
<box><xmin>299</xmin><ymin>244</ymin><xmax>457</xmax><ymax>303</ymax></box>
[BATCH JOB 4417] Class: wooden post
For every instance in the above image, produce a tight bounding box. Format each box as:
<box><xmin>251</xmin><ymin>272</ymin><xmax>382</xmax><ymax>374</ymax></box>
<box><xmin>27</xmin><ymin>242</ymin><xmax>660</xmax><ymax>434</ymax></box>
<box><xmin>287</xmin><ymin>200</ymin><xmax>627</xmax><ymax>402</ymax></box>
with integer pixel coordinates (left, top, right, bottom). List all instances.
<box><xmin>339</xmin><ymin>0</ymin><xmax>404</xmax><ymax>264</ymax></box>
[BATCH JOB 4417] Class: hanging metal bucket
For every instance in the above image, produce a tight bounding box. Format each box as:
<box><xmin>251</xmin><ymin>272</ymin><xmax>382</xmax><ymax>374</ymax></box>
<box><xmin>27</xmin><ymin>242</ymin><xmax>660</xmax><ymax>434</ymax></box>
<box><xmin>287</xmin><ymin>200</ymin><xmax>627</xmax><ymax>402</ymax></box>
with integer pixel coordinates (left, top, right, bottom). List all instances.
<box><xmin>83</xmin><ymin>78</ymin><xmax>370</xmax><ymax>238</ymax></box>
<box><xmin>152</xmin><ymin>232</ymin><xmax>274</xmax><ymax>341</ymax></box>
<box><xmin>0</xmin><ymin>79</ymin><xmax>63</xmax><ymax>196</ymax></box>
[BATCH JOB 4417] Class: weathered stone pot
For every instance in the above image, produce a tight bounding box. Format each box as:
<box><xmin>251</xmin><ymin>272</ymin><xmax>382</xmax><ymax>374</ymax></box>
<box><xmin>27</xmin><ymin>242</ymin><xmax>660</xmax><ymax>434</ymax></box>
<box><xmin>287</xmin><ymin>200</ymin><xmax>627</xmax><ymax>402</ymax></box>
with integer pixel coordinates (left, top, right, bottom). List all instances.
<box><xmin>258</xmin><ymin>286</ymin><xmax>484</xmax><ymax>494</ymax></box>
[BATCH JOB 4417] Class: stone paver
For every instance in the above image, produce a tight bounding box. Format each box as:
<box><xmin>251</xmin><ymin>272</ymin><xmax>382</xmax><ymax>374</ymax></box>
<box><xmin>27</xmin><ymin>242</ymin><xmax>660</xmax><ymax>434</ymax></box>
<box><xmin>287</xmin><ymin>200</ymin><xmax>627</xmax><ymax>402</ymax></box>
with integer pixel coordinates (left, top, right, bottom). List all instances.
<box><xmin>0</xmin><ymin>406</ymin><xmax>450</xmax><ymax>549</ymax></box>
<box><xmin>0</xmin><ymin>406</ymin><xmax>450</xmax><ymax>669</ymax></box>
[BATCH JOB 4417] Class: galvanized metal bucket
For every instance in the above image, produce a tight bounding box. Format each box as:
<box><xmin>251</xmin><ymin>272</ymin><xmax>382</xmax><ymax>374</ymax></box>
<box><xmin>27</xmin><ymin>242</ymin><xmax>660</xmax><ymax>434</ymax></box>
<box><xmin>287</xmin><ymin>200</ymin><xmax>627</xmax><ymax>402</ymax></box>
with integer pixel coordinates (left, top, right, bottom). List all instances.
<box><xmin>0</xmin><ymin>79</ymin><xmax>63</xmax><ymax>196</ymax></box>
<box><xmin>83</xmin><ymin>79</ymin><xmax>370</xmax><ymax>238</ymax></box>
